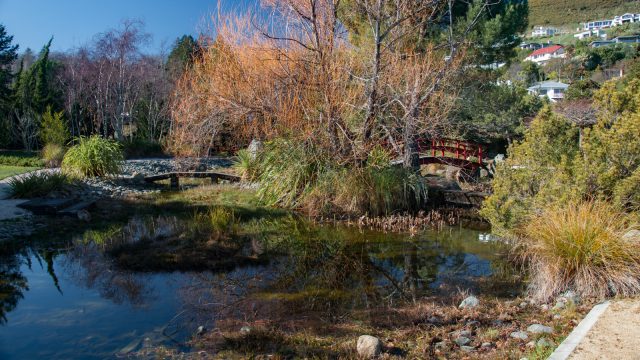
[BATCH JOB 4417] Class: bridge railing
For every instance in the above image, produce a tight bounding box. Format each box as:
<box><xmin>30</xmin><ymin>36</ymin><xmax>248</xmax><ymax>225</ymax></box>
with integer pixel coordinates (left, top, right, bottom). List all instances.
<box><xmin>416</xmin><ymin>138</ymin><xmax>484</xmax><ymax>165</ymax></box>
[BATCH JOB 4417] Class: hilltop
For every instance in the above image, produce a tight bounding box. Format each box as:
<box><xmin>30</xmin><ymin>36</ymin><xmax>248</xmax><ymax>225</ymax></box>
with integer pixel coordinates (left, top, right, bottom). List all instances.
<box><xmin>529</xmin><ymin>0</ymin><xmax>640</xmax><ymax>27</ymax></box>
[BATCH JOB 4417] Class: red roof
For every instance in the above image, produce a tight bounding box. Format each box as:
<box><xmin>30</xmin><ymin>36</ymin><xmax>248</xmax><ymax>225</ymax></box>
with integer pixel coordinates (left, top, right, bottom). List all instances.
<box><xmin>528</xmin><ymin>45</ymin><xmax>564</xmax><ymax>57</ymax></box>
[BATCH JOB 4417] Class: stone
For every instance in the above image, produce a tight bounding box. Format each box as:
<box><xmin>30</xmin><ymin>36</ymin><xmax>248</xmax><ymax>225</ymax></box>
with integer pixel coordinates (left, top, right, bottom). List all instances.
<box><xmin>537</xmin><ymin>338</ymin><xmax>553</xmax><ymax>348</ymax></box>
<box><xmin>510</xmin><ymin>331</ymin><xmax>528</xmax><ymax>340</ymax></box>
<box><xmin>481</xmin><ymin>342</ymin><xmax>493</xmax><ymax>348</ymax></box>
<box><xmin>247</xmin><ymin>139</ymin><xmax>263</xmax><ymax>159</ymax></box>
<box><xmin>196</xmin><ymin>326</ymin><xmax>207</xmax><ymax>336</ymax></box>
<box><xmin>457</xmin><ymin>330</ymin><xmax>472</xmax><ymax>337</ymax></box>
<box><xmin>357</xmin><ymin>335</ymin><xmax>382</xmax><ymax>359</ymax></box>
<box><xmin>526</xmin><ymin>341</ymin><xmax>536</xmax><ymax>348</ymax></box>
<box><xmin>540</xmin><ymin>304</ymin><xmax>549</xmax><ymax>311</ymax></box>
<box><xmin>623</xmin><ymin>230</ymin><xmax>640</xmax><ymax>241</ymax></box>
<box><xmin>519</xmin><ymin>301</ymin><xmax>528</xmax><ymax>308</ymax></box>
<box><xmin>454</xmin><ymin>336</ymin><xmax>471</xmax><ymax>346</ymax></box>
<box><xmin>553</xmin><ymin>314</ymin><xmax>562</xmax><ymax>320</ymax></box>
<box><xmin>552</xmin><ymin>301</ymin><xmax>566</xmax><ymax>311</ymax></box>
<box><xmin>479</xmin><ymin>168</ymin><xmax>490</xmax><ymax>178</ymax></box>
<box><xmin>559</xmin><ymin>290</ymin><xmax>580</xmax><ymax>305</ymax></box>
<box><xmin>77</xmin><ymin>209</ymin><xmax>91</xmax><ymax>222</ymax></box>
<box><xmin>434</xmin><ymin>341</ymin><xmax>447</xmax><ymax>350</ymax></box>
<box><xmin>460</xmin><ymin>345</ymin><xmax>476</xmax><ymax>352</ymax></box>
<box><xmin>527</xmin><ymin>324</ymin><xmax>553</xmax><ymax>334</ymax></box>
<box><xmin>459</xmin><ymin>296</ymin><xmax>480</xmax><ymax>309</ymax></box>
<box><xmin>240</xmin><ymin>326</ymin><xmax>252</xmax><ymax>334</ymax></box>
<box><xmin>494</xmin><ymin>154</ymin><xmax>505</xmax><ymax>163</ymax></box>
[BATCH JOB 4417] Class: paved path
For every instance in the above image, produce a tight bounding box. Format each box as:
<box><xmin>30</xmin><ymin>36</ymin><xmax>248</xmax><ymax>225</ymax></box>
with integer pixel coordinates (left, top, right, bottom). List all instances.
<box><xmin>569</xmin><ymin>299</ymin><xmax>640</xmax><ymax>360</ymax></box>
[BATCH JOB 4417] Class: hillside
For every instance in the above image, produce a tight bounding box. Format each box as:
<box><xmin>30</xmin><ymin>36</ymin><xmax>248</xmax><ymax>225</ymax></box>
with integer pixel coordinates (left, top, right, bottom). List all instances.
<box><xmin>529</xmin><ymin>0</ymin><xmax>640</xmax><ymax>27</ymax></box>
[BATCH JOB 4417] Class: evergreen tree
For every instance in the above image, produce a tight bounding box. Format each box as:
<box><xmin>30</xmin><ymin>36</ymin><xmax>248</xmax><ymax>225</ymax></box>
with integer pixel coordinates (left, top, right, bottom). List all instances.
<box><xmin>0</xmin><ymin>24</ymin><xmax>19</xmax><ymax>147</ymax></box>
<box><xmin>167</xmin><ymin>35</ymin><xmax>200</xmax><ymax>79</ymax></box>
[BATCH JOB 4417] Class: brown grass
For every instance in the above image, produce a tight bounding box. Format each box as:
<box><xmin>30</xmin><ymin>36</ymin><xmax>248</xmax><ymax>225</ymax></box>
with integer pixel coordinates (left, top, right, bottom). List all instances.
<box><xmin>518</xmin><ymin>200</ymin><xmax>640</xmax><ymax>301</ymax></box>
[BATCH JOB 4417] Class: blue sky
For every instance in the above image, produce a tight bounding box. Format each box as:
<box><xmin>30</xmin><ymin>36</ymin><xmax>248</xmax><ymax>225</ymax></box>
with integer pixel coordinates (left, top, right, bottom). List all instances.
<box><xmin>0</xmin><ymin>0</ymin><xmax>257</xmax><ymax>53</ymax></box>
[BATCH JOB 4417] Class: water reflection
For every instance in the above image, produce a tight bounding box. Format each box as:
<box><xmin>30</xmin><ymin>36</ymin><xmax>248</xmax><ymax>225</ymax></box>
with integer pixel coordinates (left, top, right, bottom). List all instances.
<box><xmin>0</xmin><ymin>213</ymin><xmax>519</xmax><ymax>358</ymax></box>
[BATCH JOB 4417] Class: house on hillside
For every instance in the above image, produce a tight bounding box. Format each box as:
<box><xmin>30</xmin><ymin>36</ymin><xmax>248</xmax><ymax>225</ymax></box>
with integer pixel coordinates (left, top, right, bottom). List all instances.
<box><xmin>525</xmin><ymin>45</ymin><xmax>566</xmax><ymax>65</ymax></box>
<box><xmin>519</xmin><ymin>42</ymin><xmax>543</xmax><ymax>51</ymax></box>
<box><xmin>574</xmin><ymin>29</ymin><xmax>606</xmax><ymax>40</ymax></box>
<box><xmin>613</xmin><ymin>13</ymin><xmax>640</xmax><ymax>26</ymax></box>
<box><xmin>590</xmin><ymin>40</ymin><xmax>615</xmax><ymax>48</ymax></box>
<box><xmin>527</xmin><ymin>81</ymin><xmax>569</xmax><ymax>102</ymax></box>
<box><xmin>614</xmin><ymin>35</ymin><xmax>640</xmax><ymax>44</ymax></box>
<box><xmin>531</xmin><ymin>26</ymin><xmax>558</xmax><ymax>37</ymax></box>
<box><xmin>583</xmin><ymin>19</ymin><xmax>614</xmax><ymax>31</ymax></box>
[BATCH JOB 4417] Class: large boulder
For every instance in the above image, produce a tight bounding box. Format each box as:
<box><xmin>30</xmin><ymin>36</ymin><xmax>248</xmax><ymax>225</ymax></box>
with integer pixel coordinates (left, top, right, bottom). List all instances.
<box><xmin>357</xmin><ymin>335</ymin><xmax>382</xmax><ymax>359</ymax></box>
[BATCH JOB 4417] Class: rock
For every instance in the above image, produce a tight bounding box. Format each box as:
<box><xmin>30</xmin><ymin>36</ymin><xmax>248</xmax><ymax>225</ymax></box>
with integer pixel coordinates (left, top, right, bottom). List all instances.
<box><xmin>240</xmin><ymin>326</ymin><xmax>252</xmax><ymax>334</ymax></box>
<box><xmin>460</xmin><ymin>345</ymin><xmax>476</xmax><ymax>352</ymax></box>
<box><xmin>454</xmin><ymin>336</ymin><xmax>471</xmax><ymax>346</ymax></box>
<box><xmin>481</xmin><ymin>342</ymin><xmax>493</xmax><ymax>348</ymax></box>
<box><xmin>457</xmin><ymin>330</ymin><xmax>472</xmax><ymax>337</ymax></box>
<box><xmin>623</xmin><ymin>230</ymin><xmax>640</xmax><ymax>241</ymax></box>
<box><xmin>248</xmin><ymin>139</ymin><xmax>263</xmax><ymax>159</ymax></box>
<box><xmin>510</xmin><ymin>331</ymin><xmax>528</xmax><ymax>340</ymax></box>
<box><xmin>540</xmin><ymin>304</ymin><xmax>549</xmax><ymax>311</ymax></box>
<box><xmin>459</xmin><ymin>296</ymin><xmax>480</xmax><ymax>309</ymax></box>
<box><xmin>527</xmin><ymin>324</ymin><xmax>553</xmax><ymax>334</ymax></box>
<box><xmin>357</xmin><ymin>335</ymin><xmax>382</xmax><ymax>359</ymax></box>
<box><xmin>494</xmin><ymin>154</ymin><xmax>505</xmax><ymax>163</ymax></box>
<box><xmin>553</xmin><ymin>301</ymin><xmax>566</xmax><ymax>311</ymax></box>
<box><xmin>434</xmin><ymin>341</ymin><xmax>447</xmax><ymax>350</ymax></box>
<box><xmin>553</xmin><ymin>314</ymin><xmax>562</xmax><ymax>320</ymax></box>
<box><xmin>519</xmin><ymin>301</ymin><xmax>528</xmax><ymax>308</ymax></box>
<box><xmin>537</xmin><ymin>338</ymin><xmax>553</xmax><ymax>348</ymax></box>
<box><xmin>526</xmin><ymin>341</ymin><xmax>536</xmax><ymax>348</ymax></box>
<box><xmin>479</xmin><ymin>168</ymin><xmax>490</xmax><ymax>178</ymax></box>
<box><xmin>77</xmin><ymin>209</ymin><xmax>91</xmax><ymax>222</ymax></box>
<box><xmin>196</xmin><ymin>326</ymin><xmax>207</xmax><ymax>336</ymax></box>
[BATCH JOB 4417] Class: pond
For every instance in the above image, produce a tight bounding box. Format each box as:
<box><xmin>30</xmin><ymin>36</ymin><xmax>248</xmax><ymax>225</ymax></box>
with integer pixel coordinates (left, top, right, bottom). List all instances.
<box><xmin>0</xmin><ymin>211</ymin><xmax>518</xmax><ymax>359</ymax></box>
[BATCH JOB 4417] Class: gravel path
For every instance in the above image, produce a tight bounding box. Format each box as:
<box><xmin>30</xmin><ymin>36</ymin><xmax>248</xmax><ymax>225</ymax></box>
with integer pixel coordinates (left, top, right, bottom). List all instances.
<box><xmin>569</xmin><ymin>299</ymin><xmax>640</xmax><ymax>360</ymax></box>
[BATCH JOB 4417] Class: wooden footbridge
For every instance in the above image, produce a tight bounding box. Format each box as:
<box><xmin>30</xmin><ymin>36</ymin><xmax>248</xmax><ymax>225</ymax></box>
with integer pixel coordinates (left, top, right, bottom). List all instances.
<box><xmin>390</xmin><ymin>138</ymin><xmax>487</xmax><ymax>170</ymax></box>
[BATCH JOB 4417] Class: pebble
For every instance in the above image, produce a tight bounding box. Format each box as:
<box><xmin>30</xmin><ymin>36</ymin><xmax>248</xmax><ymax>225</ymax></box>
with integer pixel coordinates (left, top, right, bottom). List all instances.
<box><xmin>527</xmin><ymin>324</ymin><xmax>553</xmax><ymax>334</ymax></box>
<box><xmin>510</xmin><ymin>331</ymin><xmax>528</xmax><ymax>340</ymax></box>
<box><xmin>481</xmin><ymin>342</ymin><xmax>492</xmax><ymax>348</ymax></box>
<box><xmin>537</xmin><ymin>338</ymin><xmax>553</xmax><ymax>347</ymax></box>
<box><xmin>460</xmin><ymin>345</ymin><xmax>476</xmax><ymax>352</ymax></box>
<box><xmin>454</xmin><ymin>336</ymin><xmax>471</xmax><ymax>346</ymax></box>
<box><xmin>459</xmin><ymin>296</ymin><xmax>480</xmax><ymax>309</ymax></box>
<box><xmin>357</xmin><ymin>335</ymin><xmax>382</xmax><ymax>359</ymax></box>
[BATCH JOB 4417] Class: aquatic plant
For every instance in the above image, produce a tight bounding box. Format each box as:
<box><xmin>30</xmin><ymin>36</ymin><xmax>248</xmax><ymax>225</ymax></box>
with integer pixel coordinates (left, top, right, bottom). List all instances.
<box><xmin>9</xmin><ymin>171</ymin><xmax>70</xmax><ymax>198</ymax></box>
<box><xmin>191</xmin><ymin>206</ymin><xmax>239</xmax><ymax>239</ymax></box>
<box><xmin>62</xmin><ymin>136</ymin><xmax>123</xmax><ymax>178</ymax></box>
<box><xmin>518</xmin><ymin>200</ymin><xmax>640</xmax><ymax>301</ymax></box>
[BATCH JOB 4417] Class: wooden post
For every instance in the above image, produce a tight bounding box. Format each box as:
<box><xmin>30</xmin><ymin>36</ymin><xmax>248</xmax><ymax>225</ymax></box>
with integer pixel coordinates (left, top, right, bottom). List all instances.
<box><xmin>170</xmin><ymin>174</ymin><xmax>179</xmax><ymax>189</ymax></box>
<box><xmin>478</xmin><ymin>146</ymin><xmax>483</xmax><ymax>164</ymax></box>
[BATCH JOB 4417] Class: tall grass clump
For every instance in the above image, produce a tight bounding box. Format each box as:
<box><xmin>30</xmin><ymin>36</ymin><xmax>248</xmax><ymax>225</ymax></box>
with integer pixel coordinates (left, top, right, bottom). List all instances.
<box><xmin>9</xmin><ymin>172</ymin><xmax>70</xmax><ymax>198</ymax></box>
<box><xmin>233</xmin><ymin>148</ymin><xmax>259</xmax><ymax>181</ymax></box>
<box><xmin>518</xmin><ymin>200</ymin><xmax>640</xmax><ymax>301</ymax></box>
<box><xmin>42</xmin><ymin>144</ymin><xmax>66</xmax><ymax>168</ymax></box>
<box><xmin>191</xmin><ymin>206</ymin><xmax>239</xmax><ymax>239</ymax></box>
<box><xmin>61</xmin><ymin>136</ymin><xmax>124</xmax><ymax>178</ymax></box>
<box><xmin>251</xmin><ymin>139</ymin><xmax>427</xmax><ymax>216</ymax></box>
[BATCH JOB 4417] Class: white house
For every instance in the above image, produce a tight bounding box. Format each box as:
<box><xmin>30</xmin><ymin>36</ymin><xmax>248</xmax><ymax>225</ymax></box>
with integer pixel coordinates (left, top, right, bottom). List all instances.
<box><xmin>613</xmin><ymin>13</ymin><xmax>640</xmax><ymax>26</ymax></box>
<box><xmin>583</xmin><ymin>19</ymin><xmax>614</xmax><ymax>31</ymax></box>
<box><xmin>525</xmin><ymin>45</ymin><xmax>566</xmax><ymax>65</ymax></box>
<box><xmin>574</xmin><ymin>29</ymin><xmax>606</xmax><ymax>40</ymax></box>
<box><xmin>527</xmin><ymin>81</ymin><xmax>569</xmax><ymax>102</ymax></box>
<box><xmin>531</xmin><ymin>26</ymin><xmax>557</xmax><ymax>37</ymax></box>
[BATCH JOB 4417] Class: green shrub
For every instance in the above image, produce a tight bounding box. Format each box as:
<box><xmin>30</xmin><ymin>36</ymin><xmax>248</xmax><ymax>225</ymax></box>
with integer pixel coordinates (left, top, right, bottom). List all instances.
<box><xmin>0</xmin><ymin>151</ymin><xmax>44</xmax><ymax>167</ymax></box>
<box><xmin>40</xmin><ymin>106</ymin><xmax>69</xmax><ymax>146</ymax></box>
<box><xmin>233</xmin><ymin>149</ymin><xmax>259</xmax><ymax>181</ymax></box>
<box><xmin>518</xmin><ymin>201</ymin><xmax>640</xmax><ymax>301</ymax></box>
<box><xmin>62</xmin><ymin>136</ymin><xmax>123</xmax><ymax>178</ymax></box>
<box><xmin>42</xmin><ymin>143</ymin><xmax>66</xmax><ymax>168</ymax></box>
<box><xmin>9</xmin><ymin>171</ymin><xmax>70</xmax><ymax>198</ymax></box>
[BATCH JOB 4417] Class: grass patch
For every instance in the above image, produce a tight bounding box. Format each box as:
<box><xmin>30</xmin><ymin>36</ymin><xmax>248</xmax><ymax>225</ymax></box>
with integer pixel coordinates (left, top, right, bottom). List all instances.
<box><xmin>517</xmin><ymin>200</ymin><xmax>640</xmax><ymax>301</ymax></box>
<box><xmin>0</xmin><ymin>165</ymin><xmax>39</xmax><ymax>180</ymax></box>
<box><xmin>8</xmin><ymin>172</ymin><xmax>70</xmax><ymax>198</ymax></box>
<box><xmin>0</xmin><ymin>150</ymin><xmax>44</xmax><ymax>167</ymax></box>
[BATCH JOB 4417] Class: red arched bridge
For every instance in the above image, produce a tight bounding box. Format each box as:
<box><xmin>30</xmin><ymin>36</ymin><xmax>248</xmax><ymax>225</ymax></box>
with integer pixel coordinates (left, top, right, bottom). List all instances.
<box><xmin>390</xmin><ymin>138</ymin><xmax>486</xmax><ymax>170</ymax></box>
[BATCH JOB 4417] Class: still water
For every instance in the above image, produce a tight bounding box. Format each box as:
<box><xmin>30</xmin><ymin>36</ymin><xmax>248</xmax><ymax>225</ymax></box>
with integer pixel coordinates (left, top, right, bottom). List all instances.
<box><xmin>0</xmin><ymin>214</ymin><xmax>516</xmax><ymax>359</ymax></box>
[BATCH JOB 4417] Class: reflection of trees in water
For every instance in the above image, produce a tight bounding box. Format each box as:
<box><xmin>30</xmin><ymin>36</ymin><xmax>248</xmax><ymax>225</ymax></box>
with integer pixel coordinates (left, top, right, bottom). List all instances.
<box><xmin>0</xmin><ymin>251</ymin><xmax>28</xmax><ymax>325</ymax></box>
<box><xmin>64</xmin><ymin>242</ymin><xmax>154</xmax><ymax>306</ymax></box>
<box><xmin>178</xmin><ymin>225</ymin><xmax>510</xmax><ymax>333</ymax></box>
